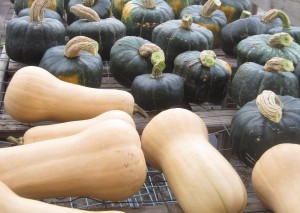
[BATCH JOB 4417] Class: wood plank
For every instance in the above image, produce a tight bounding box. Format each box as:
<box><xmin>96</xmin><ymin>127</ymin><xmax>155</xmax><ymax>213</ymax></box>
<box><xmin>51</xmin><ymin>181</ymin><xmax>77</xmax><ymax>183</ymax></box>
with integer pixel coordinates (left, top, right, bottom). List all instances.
<box><xmin>0</xmin><ymin>46</ymin><xmax>9</xmax><ymax>111</ymax></box>
<box><xmin>251</xmin><ymin>0</ymin><xmax>300</xmax><ymax>25</ymax></box>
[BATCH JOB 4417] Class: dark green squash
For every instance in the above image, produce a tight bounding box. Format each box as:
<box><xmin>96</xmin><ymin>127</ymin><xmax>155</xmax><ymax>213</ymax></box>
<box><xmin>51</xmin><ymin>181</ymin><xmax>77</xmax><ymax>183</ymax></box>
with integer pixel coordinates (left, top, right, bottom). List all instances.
<box><xmin>110</xmin><ymin>36</ymin><xmax>163</xmax><ymax>88</ymax></box>
<box><xmin>14</xmin><ymin>0</ymin><xmax>64</xmax><ymax>18</ymax></box>
<box><xmin>152</xmin><ymin>14</ymin><xmax>213</xmax><ymax>73</ymax></box>
<box><xmin>5</xmin><ymin>0</ymin><xmax>66</xmax><ymax>65</ymax></box>
<box><xmin>121</xmin><ymin>0</ymin><xmax>174</xmax><ymax>42</ymax></box>
<box><xmin>219</xmin><ymin>10</ymin><xmax>282</xmax><ymax>56</ymax></box>
<box><xmin>231</xmin><ymin>90</ymin><xmax>300</xmax><ymax>167</ymax></box>
<box><xmin>67</xmin><ymin>4</ymin><xmax>126</xmax><ymax>61</ymax></box>
<box><xmin>237</xmin><ymin>32</ymin><xmax>300</xmax><ymax>67</ymax></box>
<box><xmin>111</xmin><ymin>0</ymin><xmax>130</xmax><ymax>20</ymax></box>
<box><xmin>199</xmin><ymin>0</ymin><xmax>251</xmax><ymax>23</ymax></box>
<box><xmin>173</xmin><ymin>50</ymin><xmax>232</xmax><ymax>104</ymax></box>
<box><xmin>66</xmin><ymin>0</ymin><xmax>111</xmax><ymax>25</ymax></box>
<box><xmin>164</xmin><ymin>0</ymin><xmax>197</xmax><ymax>18</ymax></box>
<box><xmin>17</xmin><ymin>8</ymin><xmax>63</xmax><ymax>22</ymax></box>
<box><xmin>266</xmin><ymin>9</ymin><xmax>300</xmax><ymax>45</ymax></box>
<box><xmin>179</xmin><ymin>0</ymin><xmax>227</xmax><ymax>48</ymax></box>
<box><xmin>131</xmin><ymin>52</ymin><xmax>184</xmax><ymax>111</ymax></box>
<box><xmin>39</xmin><ymin>36</ymin><xmax>103</xmax><ymax>88</ymax></box>
<box><xmin>231</xmin><ymin>57</ymin><xmax>299</xmax><ymax>107</ymax></box>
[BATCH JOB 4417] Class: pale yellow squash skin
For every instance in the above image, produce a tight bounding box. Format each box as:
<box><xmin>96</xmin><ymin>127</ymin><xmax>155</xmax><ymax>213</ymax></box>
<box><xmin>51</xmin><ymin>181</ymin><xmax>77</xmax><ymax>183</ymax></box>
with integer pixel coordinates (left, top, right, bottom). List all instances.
<box><xmin>22</xmin><ymin>110</ymin><xmax>136</xmax><ymax>144</ymax></box>
<box><xmin>4</xmin><ymin>66</ymin><xmax>136</xmax><ymax>123</ymax></box>
<box><xmin>0</xmin><ymin>119</ymin><xmax>146</xmax><ymax>201</ymax></box>
<box><xmin>141</xmin><ymin>108</ymin><xmax>247</xmax><ymax>213</ymax></box>
<box><xmin>0</xmin><ymin>181</ymin><xmax>123</xmax><ymax>213</ymax></box>
<box><xmin>252</xmin><ymin>143</ymin><xmax>300</xmax><ymax>213</ymax></box>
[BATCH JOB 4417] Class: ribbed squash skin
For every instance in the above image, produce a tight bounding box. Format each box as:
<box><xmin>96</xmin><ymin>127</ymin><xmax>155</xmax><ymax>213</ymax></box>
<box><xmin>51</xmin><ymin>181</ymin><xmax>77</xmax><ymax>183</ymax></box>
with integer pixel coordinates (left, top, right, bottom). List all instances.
<box><xmin>17</xmin><ymin>8</ymin><xmax>63</xmax><ymax>22</ymax></box>
<box><xmin>152</xmin><ymin>20</ymin><xmax>213</xmax><ymax>73</ymax></box>
<box><xmin>252</xmin><ymin>143</ymin><xmax>300</xmax><ymax>213</ymax></box>
<box><xmin>142</xmin><ymin>108</ymin><xmax>247</xmax><ymax>213</ymax></box>
<box><xmin>5</xmin><ymin>17</ymin><xmax>65</xmax><ymax>65</ymax></box>
<box><xmin>109</xmin><ymin>36</ymin><xmax>153</xmax><ymax>88</ymax></box>
<box><xmin>66</xmin><ymin>0</ymin><xmax>112</xmax><ymax>25</ymax></box>
<box><xmin>111</xmin><ymin>0</ymin><xmax>129</xmax><ymax>20</ymax></box>
<box><xmin>0</xmin><ymin>119</ymin><xmax>147</xmax><ymax>201</ymax></box>
<box><xmin>164</xmin><ymin>0</ymin><xmax>197</xmax><ymax>18</ymax></box>
<box><xmin>67</xmin><ymin>18</ymin><xmax>126</xmax><ymax>61</ymax></box>
<box><xmin>220</xmin><ymin>15</ymin><xmax>282</xmax><ymax>56</ymax></box>
<box><xmin>180</xmin><ymin>5</ymin><xmax>227</xmax><ymax>48</ymax></box>
<box><xmin>231</xmin><ymin>62</ymin><xmax>299</xmax><ymax>107</ymax></box>
<box><xmin>39</xmin><ymin>45</ymin><xmax>103</xmax><ymax>88</ymax></box>
<box><xmin>0</xmin><ymin>181</ymin><xmax>124</xmax><ymax>213</ymax></box>
<box><xmin>4</xmin><ymin>66</ymin><xmax>136</xmax><ymax>123</ymax></box>
<box><xmin>121</xmin><ymin>0</ymin><xmax>174</xmax><ymax>41</ymax></box>
<box><xmin>14</xmin><ymin>0</ymin><xmax>64</xmax><ymax>17</ymax></box>
<box><xmin>236</xmin><ymin>34</ymin><xmax>300</xmax><ymax>67</ymax></box>
<box><xmin>230</xmin><ymin>95</ymin><xmax>300</xmax><ymax>167</ymax></box>
<box><xmin>173</xmin><ymin>50</ymin><xmax>232</xmax><ymax>104</ymax></box>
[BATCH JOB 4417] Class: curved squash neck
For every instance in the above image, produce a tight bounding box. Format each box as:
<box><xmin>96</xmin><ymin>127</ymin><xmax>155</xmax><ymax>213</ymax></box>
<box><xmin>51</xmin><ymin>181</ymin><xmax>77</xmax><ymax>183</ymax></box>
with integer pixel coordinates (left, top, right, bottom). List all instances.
<box><xmin>29</xmin><ymin>0</ymin><xmax>48</xmax><ymax>22</ymax></box>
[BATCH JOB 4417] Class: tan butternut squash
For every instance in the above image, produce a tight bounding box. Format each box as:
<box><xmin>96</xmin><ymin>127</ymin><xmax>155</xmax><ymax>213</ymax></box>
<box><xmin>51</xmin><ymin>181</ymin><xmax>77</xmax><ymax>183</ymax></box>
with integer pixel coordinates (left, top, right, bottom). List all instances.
<box><xmin>0</xmin><ymin>119</ymin><xmax>146</xmax><ymax>201</ymax></box>
<box><xmin>141</xmin><ymin>108</ymin><xmax>247</xmax><ymax>213</ymax></box>
<box><xmin>11</xmin><ymin>110</ymin><xmax>136</xmax><ymax>145</ymax></box>
<box><xmin>252</xmin><ymin>143</ymin><xmax>300</xmax><ymax>213</ymax></box>
<box><xmin>0</xmin><ymin>181</ymin><xmax>123</xmax><ymax>213</ymax></box>
<box><xmin>4</xmin><ymin>66</ymin><xmax>147</xmax><ymax>123</ymax></box>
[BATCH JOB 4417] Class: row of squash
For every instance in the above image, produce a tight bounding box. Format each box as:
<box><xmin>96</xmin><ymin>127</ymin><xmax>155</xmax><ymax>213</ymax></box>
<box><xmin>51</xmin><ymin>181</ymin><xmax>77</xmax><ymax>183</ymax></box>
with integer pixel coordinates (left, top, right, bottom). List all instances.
<box><xmin>2</xmin><ymin>66</ymin><xmax>300</xmax><ymax>213</ymax></box>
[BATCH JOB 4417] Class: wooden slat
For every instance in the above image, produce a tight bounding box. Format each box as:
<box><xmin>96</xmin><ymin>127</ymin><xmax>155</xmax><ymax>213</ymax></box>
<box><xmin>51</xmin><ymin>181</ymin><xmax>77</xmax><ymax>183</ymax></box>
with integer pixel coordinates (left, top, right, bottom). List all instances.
<box><xmin>0</xmin><ymin>46</ymin><xmax>9</xmax><ymax>110</ymax></box>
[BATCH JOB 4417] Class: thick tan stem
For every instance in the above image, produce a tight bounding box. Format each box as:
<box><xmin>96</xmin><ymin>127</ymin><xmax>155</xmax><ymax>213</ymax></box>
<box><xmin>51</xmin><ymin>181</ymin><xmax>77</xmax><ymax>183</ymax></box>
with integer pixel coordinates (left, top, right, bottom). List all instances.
<box><xmin>150</xmin><ymin>52</ymin><xmax>166</xmax><ymax>78</ymax></box>
<box><xmin>83</xmin><ymin>0</ymin><xmax>95</xmax><ymax>7</ymax></box>
<box><xmin>200</xmin><ymin>50</ymin><xmax>216</xmax><ymax>67</ymax></box>
<box><xmin>200</xmin><ymin>0</ymin><xmax>221</xmax><ymax>18</ymax></box>
<box><xmin>142</xmin><ymin>0</ymin><xmax>156</xmax><ymax>9</ymax></box>
<box><xmin>29</xmin><ymin>0</ymin><xmax>48</xmax><ymax>22</ymax></box>
<box><xmin>256</xmin><ymin>90</ymin><xmax>283</xmax><ymax>123</ymax></box>
<box><xmin>267</xmin><ymin>32</ymin><xmax>293</xmax><ymax>48</ymax></box>
<box><xmin>70</xmin><ymin>4</ymin><xmax>100</xmax><ymax>22</ymax></box>
<box><xmin>180</xmin><ymin>14</ymin><xmax>193</xmax><ymax>30</ymax></box>
<box><xmin>264</xmin><ymin>57</ymin><xmax>294</xmax><ymax>72</ymax></box>
<box><xmin>64</xmin><ymin>36</ymin><xmax>99</xmax><ymax>58</ymax></box>
<box><xmin>262</xmin><ymin>9</ymin><xmax>291</xmax><ymax>30</ymax></box>
<box><xmin>139</xmin><ymin>43</ymin><xmax>163</xmax><ymax>57</ymax></box>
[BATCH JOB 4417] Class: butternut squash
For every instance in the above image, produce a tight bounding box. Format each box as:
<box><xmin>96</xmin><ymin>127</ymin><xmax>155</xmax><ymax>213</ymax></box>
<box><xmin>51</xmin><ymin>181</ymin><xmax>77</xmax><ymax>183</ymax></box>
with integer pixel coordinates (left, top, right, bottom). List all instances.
<box><xmin>0</xmin><ymin>181</ymin><xmax>123</xmax><ymax>213</ymax></box>
<box><xmin>4</xmin><ymin>66</ymin><xmax>147</xmax><ymax>123</ymax></box>
<box><xmin>141</xmin><ymin>108</ymin><xmax>247</xmax><ymax>213</ymax></box>
<box><xmin>11</xmin><ymin>110</ymin><xmax>136</xmax><ymax>145</ymax></box>
<box><xmin>0</xmin><ymin>119</ymin><xmax>146</xmax><ymax>201</ymax></box>
<box><xmin>252</xmin><ymin>143</ymin><xmax>300</xmax><ymax>213</ymax></box>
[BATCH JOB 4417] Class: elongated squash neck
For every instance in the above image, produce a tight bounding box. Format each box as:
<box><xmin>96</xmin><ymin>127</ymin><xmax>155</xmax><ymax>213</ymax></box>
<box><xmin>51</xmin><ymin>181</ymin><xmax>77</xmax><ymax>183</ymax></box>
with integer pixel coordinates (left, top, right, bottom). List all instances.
<box><xmin>70</xmin><ymin>4</ymin><xmax>100</xmax><ymax>22</ymax></box>
<box><xmin>64</xmin><ymin>36</ymin><xmax>99</xmax><ymax>58</ymax></box>
<box><xmin>200</xmin><ymin>0</ymin><xmax>221</xmax><ymax>18</ymax></box>
<box><xmin>29</xmin><ymin>0</ymin><xmax>48</xmax><ymax>22</ymax></box>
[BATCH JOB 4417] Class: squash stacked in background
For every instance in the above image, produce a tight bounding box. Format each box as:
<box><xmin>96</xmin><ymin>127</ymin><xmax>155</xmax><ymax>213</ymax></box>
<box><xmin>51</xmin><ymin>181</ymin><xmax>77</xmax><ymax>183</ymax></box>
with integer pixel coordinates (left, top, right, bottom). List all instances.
<box><xmin>142</xmin><ymin>108</ymin><xmax>247</xmax><ymax>213</ymax></box>
<box><xmin>5</xmin><ymin>0</ymin><xmax>65</xmax><ymax>65</ymax></box>
<box><xmin>231</xmin><ymin>90</ymin><xmax>300</xmax><ymax>167</ymax></box>
<box><xmin>39</xmin><ymin>36</ymin><xmax>103</xmax><ymax>88</ymax></box>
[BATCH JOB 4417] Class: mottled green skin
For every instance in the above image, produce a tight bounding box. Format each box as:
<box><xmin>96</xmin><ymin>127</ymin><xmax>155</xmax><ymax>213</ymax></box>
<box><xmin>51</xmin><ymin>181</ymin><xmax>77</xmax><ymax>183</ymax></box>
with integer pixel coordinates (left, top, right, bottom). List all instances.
<box><xmin>67</xmin><ymin>0</ymin><xmax>111</xmax><ymax>25</ymax></box>
<box><xmin>18</xmin><ymin>8</ymin><xmax>63</xmax><ymax>23</ymax></box>
<box><xmin>179</xmin><ymin>5</ymin><xmax>227</xmax><ymax>48</ymax></box>
<box><xmin>14</xmin><ymin>0</ymin><xmax>64</xmax><ymax>17</ymax></box>
<box><xmin>39</xmin><ymin>45</ymin><xmax>103</xmax><ymax>88</ymax></box>
<box><xmin>109</xmin><ymin>36</ymin><xmax>153</xmax><ymax>88</ymax></box>
<box><xmin>121</xmin><ymin>0</ymin><xmax>174</xmax><ymax>42</ymax></box>
<box><xmin>231</xmin><ymin>62</ymin><xmax>299</xmax><ymax>107</ymax></box>
<box><xmin>220</xmin><ymin>15</ymin><xmax>282</xmax><ymax>56</ymax></box>
<box><xmin>268</xmin><ymin>26</ymin><xmax>300</xmax><ymax>45</ymax></box>
<box><xmin>67</xmin><ymin>18</ymin><xmax>126</xmax><ymax>61</ymax></box>
<box><xmin>5</xmin><ymin>16</ymin><xmax>65</xmax><ymax>65</ymax></box>
<box><xmin>152</xmin><ymin>20</ymin><xmax>213</xmax><ymax>73</ymax></box>
<box><xmin>131</xmin><ymin>73</ymin><xmax>184</xmax><ymax>111</ymax></box>
<box><xmin>230</xmin><ymin>95</ymin><xmax>300</xmax><ymax>167</ymax></box>
<box><xmin>173</xmin><ymin>51</ymin><xmax>231</xmax><ymax>104</ymax></box>
<box><xmin>236</xmin><ymin>34</ymin><xmax>300</xmax><ymax>67</ymax></box>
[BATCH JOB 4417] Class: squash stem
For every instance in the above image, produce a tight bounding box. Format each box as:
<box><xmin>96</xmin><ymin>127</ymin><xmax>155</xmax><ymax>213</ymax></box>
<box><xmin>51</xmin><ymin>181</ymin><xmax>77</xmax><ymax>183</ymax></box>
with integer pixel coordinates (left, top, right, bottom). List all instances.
<box><xmin>264</xmin><ymin>57</ymin><xmax>294</xmax><ymax>72</ymax></box>
<box><xmin>6</xmin><ymin>136</ymin><xmax>23</xmax><ymax>145</ymax></box>
<box><xmin>70</xmin><ymin>4</ymin><xmax>101</xmax><ymax>22</ymax></box>
<box><xmin>200</xmin><ymin>50</ymin><xmax>216</xmax><ymax>67</ymax></box>
<box><xmin>139</xmin><ymin>43</ymin><xmax>163</xmax><ymax>58</ymax></box>
<box><xmin>200</xmin><ymin>0</ymin><xmax>221</xmax><ymax>18</ymax></box>
<box><xmin>142</xmin><ymin>0</ymin><xmax>156</xmax><ymax>9</ymax></box>
<box><xmin>262</xmin><ymin>9</ymin><xmax>291</xmax><ymax>30</ymax></box>
<box><xmin>134</xmin><ymin>104</ymin><xmax>148</xmax><ymax>118</ymax></box>
<box><xmin>64</xmin><ymin>36</ymin><xmax>99</xmax><ymax>58</ymax></box>
<box><xmin>256</xmin><ymin>90</ymin><xmax>283</xmax><ymax>123</ymax></box>
<box><xmin>180</xmin><ymin>14</ymin><xmax>193</xmax><ymax>30</ymax></box>
<box><xmin>29</xmin><ymin>0</ymin><xmax>48</xmax><ymax>22</ymax></box>
<box><xmin>151</xmin><ymin>52</ymin><xmax>166</xmax><ymax>78</ymax></box>
<box><xmin>240</xmin><ymin>10</ymin><xmax>251</xmax><ymax>19</ymax></box>
<box><xmin>267</xmin><ymin>32</ymin><xmax>293</xmax><ymax>48</ymax></box>
<box><xmin>83</xmin><ymin>0</ymin><xmax>95</xmax><ymax>7</ymax></box>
